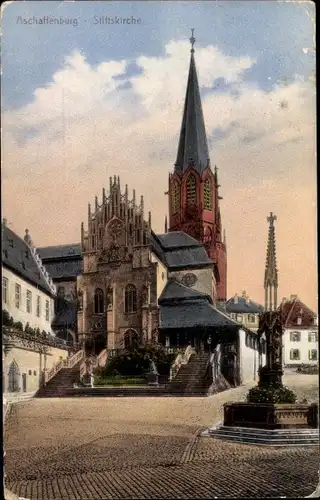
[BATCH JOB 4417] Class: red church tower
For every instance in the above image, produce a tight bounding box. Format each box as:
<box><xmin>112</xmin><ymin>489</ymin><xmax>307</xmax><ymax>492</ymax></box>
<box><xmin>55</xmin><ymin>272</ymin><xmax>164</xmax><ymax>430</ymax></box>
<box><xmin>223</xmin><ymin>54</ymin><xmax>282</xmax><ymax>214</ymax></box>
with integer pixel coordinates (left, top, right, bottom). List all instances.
<box><xmin>167</xmin><ymin>30</ymin><xmax>227</xmax><ymax>302</ymax></box>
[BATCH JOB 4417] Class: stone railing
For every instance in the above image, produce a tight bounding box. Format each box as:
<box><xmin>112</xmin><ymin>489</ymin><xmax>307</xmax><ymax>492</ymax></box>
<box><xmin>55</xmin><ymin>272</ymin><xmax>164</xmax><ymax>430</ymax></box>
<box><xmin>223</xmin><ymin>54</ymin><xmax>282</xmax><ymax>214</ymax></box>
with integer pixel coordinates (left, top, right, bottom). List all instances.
<box><xmin>3</xmin><ymin>327</ymin><xmax>71</xmax><ymax>351</ymax></box>
<box><xmin>80</xmin><ymin>349</ymin><xmax>108</xmax><ymax>379</ymax></box>
<box><xmin>45</xmin><ymin>349</ymin><xmax>85</xmax><ymax>384</ymax></box>
<box><xmin>169</xmin><ymin>345</ymin><xmax>196</xmax><ymax>381</ymax></box>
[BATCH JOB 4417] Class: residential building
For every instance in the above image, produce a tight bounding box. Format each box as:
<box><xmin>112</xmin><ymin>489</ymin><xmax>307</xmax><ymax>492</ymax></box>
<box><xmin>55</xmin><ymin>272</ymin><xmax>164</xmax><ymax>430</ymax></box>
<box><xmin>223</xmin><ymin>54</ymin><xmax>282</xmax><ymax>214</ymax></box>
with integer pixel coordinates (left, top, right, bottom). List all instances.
<box><xmin>2</xmin><ymin>223</ymin><xmax>56</xmax><ymax>333</ymax></box>
<box><xmin>281</xmin><ymin>295</ymin><xmax>318</xmax><ymax>366</ymax></box>
<box><xmin>226</xmin><ymin>291</ymin><xmax>263</xmax><ymax>332</ymax></box>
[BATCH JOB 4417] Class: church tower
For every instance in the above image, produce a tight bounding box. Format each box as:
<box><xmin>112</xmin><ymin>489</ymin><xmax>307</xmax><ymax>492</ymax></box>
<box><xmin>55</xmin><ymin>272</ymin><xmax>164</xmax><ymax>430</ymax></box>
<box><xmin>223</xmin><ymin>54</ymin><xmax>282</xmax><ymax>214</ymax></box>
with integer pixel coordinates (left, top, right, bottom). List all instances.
<box><xmin>167</xmin><ymin>30</ymin><xmax>227</xmax><ymax>302</ymax></box>
<box><xmin>264</xmin><ymin>212</ymin><xmax>278</xmax><ymax>311</ymax></box>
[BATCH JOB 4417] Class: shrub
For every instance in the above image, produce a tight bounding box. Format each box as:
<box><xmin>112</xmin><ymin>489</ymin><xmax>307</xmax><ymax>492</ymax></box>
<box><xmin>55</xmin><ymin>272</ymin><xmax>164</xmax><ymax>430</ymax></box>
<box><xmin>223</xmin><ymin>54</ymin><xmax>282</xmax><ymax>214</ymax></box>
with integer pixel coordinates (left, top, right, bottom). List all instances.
<box><xmin>246</xmin><ymin>384</ymin><xmax>297</xmax><ymax>404</ymax></box>
<box><xmin>13</xmin><ymin>321</ymin><xmax>23</xmax><ymax>331</ymax></box>
<box><xmin>99</xmin><ymin>344</ymin><xmax>176</xmax><ymax>378</ymax></box>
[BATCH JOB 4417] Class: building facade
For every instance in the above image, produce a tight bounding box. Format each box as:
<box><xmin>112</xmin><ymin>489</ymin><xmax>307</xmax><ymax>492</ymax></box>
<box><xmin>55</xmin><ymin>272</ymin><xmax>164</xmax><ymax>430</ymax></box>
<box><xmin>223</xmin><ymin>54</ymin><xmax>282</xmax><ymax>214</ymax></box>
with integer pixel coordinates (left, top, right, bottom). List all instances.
<box><xmin>167</xmin><ymin>35</ymin><xmax>227</xmax><ymax>303</ymax></box>
<box><xmin>38</xmin><ymin>244</ymin><xmax>82</xmax><ymax>344</ymax></box>
<box><xmin>281</xmin><ymin>295</ymin><xmax>318</xmax><ymax>366</ymax></box>
<box><xmin>226</xmin><ymin>291</ymin><xmax>264</xmax><ymax>332</ymax></box>
<box><xmin>2</xmin><ymin>224</ymin><xmax>56</xmax><ymax>334</ymax></box>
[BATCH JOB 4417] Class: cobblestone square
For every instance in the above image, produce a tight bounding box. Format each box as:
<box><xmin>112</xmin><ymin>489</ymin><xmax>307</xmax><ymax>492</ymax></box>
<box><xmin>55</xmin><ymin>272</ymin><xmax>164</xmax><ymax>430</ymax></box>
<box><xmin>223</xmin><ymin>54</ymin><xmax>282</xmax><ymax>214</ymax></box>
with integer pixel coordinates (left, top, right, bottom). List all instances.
<box><xmin>5</xmin><ymin>375</ymin><xmax>319</xmax><ymax>499</ymax></box>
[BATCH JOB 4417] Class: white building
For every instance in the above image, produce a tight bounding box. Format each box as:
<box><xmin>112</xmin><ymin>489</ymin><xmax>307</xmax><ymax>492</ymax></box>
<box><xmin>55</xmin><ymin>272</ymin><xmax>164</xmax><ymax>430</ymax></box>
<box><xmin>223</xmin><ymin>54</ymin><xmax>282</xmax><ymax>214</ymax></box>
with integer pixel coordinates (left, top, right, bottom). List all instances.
<box><xmin>281</xmin><ymin>295</ymin><xmax>318</xmax><ymax>366</ymax></box>
<box><xmin>2</xmin><ymin>223</ymin><xmax>56</xmax><ymax>333</ymax></box>
<box><xmin>226</xmin><ymin>291</ymin><xmax>264</xmax><ymax>332</ymax></box>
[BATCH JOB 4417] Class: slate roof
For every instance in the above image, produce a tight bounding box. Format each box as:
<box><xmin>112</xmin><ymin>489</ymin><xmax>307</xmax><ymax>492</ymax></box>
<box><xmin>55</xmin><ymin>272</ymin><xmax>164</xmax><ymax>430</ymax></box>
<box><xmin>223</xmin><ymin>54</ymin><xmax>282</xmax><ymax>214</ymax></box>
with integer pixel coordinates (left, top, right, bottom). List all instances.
<box><xmin>159</xmin><ymin>279</ymin><xmax>213</xmax><ymax>304</ymax></box>
<box><xmin>150</xmin><ymin>231</ymin><xmax>212</xmax><ymax>270</ymax></box>
<box><xmin>226</xmin><ymin>294</ymin><xmax>264</xmax><ymax>314</ymax></box>
<box><xmin>38</xmin><ymin>244</ymin><xmax>81</xmax><ymax>260</ymax></box>
<box><xmin>159</xmin><ymin>279</ymin><xmax>239</xmax><ymax>330</ymax></box>
<box><xmin>41</xmin><ymin>260</ymin><xmax>83</xmax><ymax>280</ymax></box>
<box><xmin>2</xmin><ymin>225</ymin><xmax>54</xmax><ymax>296</ymax></box>
<box><xmin>38</xmin><ymin>244</ymin><xmax>82</xmax><ymax>279</ymax></box>
<box><xmin>280</xmin><ymin>296</ymin><xmax>317</xmax><ymax>328</ymax></box>
<box><xmin>175</xmin><ymin>49</ymin><xmax>210</xmax><ymax>175</ymax></box>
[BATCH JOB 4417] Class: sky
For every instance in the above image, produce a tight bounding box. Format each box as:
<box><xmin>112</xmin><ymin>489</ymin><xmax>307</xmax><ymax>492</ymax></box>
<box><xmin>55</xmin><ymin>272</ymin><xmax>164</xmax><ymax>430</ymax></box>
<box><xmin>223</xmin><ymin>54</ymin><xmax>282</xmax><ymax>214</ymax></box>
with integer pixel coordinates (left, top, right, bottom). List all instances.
<box><xmin>2</xmin><ymin>1</ymin><xmax>317</xmax><ymax>311</ymax></box>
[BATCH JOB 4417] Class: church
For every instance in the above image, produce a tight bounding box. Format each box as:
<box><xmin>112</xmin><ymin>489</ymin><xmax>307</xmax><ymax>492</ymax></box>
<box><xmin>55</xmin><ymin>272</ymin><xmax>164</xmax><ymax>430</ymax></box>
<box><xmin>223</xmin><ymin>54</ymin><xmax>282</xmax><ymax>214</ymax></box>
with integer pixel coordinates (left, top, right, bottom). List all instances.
<box><xmin>38</xmin><ymin>33</ymin><xmax>260</xmax><ymax>382</ymax></box>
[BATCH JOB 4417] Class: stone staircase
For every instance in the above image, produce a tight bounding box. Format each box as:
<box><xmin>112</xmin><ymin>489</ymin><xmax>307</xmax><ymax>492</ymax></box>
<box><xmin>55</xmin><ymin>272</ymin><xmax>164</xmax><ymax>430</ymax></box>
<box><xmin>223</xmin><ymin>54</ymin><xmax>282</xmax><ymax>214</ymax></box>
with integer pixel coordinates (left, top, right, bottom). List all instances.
<box><xmin>35</xmin><ymin>349</ymin><xmax>85</xmax><ymax>398</ymax></box>
<box><xmin>166</xmin><ymin>353</ymin><xmax>211</xmax><ymax>395</ymax></box>
<box><xmin>204</xmin><ymin>425</ymin><xmax>320</xmax><ymax>447</ymax></box>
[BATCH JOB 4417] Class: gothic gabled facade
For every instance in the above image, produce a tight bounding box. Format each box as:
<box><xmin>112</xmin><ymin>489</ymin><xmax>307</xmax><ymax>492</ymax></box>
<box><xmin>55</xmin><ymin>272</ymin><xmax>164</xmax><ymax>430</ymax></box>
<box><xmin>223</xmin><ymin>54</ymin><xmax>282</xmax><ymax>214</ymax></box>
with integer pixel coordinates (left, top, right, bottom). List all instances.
<box><xmin>77</xmin><ymin>176</ymin><xmax>159</xmax><ymax>352</ymax></box>
<box><xmin>167</xmin><ymin>33</ymin><xmax>227</xmax><ymax>302</ymax></box>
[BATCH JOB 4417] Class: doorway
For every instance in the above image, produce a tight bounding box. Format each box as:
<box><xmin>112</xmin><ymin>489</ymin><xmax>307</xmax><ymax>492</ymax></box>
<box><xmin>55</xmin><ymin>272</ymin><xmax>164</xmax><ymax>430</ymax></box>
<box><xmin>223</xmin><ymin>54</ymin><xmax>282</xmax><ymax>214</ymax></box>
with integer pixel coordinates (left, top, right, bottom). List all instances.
<box><xmin>22</xmin><ymin>373</ymin><xmax>27</xmax><ymax>393</ymax></box>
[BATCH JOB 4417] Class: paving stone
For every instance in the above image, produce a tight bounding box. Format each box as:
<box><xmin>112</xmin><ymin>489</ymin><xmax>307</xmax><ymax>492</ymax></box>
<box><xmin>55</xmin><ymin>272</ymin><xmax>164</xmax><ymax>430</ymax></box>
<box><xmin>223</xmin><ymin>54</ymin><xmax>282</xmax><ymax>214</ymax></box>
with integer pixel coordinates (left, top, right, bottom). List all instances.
<box><xmin>5</xmin><ymin>374</ymin><xmax>319</xmax><ymax>499</ymax></box>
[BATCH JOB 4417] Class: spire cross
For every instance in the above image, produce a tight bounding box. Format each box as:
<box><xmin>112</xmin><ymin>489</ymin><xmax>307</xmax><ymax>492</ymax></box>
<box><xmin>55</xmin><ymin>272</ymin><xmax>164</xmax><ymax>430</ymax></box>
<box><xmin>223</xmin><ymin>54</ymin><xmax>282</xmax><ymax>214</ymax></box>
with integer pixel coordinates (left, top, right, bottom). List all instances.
<box><xmin>267</xmin><ymin>212</ymin><xmax>277</xmax><ymax>226</ymax></box>
<box><xmin>190</xmin><ymin>28</ymin><xmax>196</xmax><ymax>52</ymax></box>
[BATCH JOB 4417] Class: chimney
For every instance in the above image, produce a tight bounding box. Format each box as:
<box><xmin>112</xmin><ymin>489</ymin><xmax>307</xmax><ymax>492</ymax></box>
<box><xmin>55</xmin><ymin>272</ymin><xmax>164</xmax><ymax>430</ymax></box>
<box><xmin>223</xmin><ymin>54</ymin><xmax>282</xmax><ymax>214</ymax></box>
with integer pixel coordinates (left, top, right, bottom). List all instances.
<box><xmin>234</xmin><ymin>293</ymin><xmax>238</xmax><ymax>304</ymax></box>
<box><xmin>24</xmin><ymin>229</ymin><xmax>33</xmax><ymax>247</ymax></box>
<box><xmin>290</xmin><ymin>294</ymin><xmax>297</xmax><ymax>301</ymax></box>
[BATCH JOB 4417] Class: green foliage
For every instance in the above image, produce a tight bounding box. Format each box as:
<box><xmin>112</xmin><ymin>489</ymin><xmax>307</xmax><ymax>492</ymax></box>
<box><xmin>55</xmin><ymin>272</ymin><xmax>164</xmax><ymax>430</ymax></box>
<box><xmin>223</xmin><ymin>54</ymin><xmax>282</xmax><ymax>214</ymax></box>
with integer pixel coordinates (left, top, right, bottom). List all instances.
<box><xmin>24</xmin><ymin>322</ymin><xmax>34</xmax><ymax>334</ymax></box>
<box><xmin>97</xmin><ymin>343</ymin><xmax>176</xmax><ymax>378</ymax></box>
<box><xmin>297</xmin><ymin>364</ymin><xmax>319</xmax><ymax>375</ymax></box>
<box><xmin>14</xmin><ymin>321</ymin><xmax>23</xmax><ymax>331</ymax></box>
<box><xmin>2</xmin><ymin>309</ymin><xmax>14</xmax><ymax>326</ymax></box>
<box><xmin>246</xmin><ymin>384</ymin><xmax>297</xmax><ymax>404</ymax></box>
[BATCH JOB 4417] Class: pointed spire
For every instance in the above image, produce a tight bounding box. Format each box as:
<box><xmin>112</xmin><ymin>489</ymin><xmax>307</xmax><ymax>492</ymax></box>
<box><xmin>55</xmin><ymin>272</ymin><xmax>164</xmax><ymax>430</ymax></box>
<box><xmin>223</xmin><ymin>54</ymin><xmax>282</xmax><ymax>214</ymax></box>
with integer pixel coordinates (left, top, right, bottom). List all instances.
<box><xmin>174</xmin><ymin>30</ymin><xmax>210</xmax><ymax>175</ymax></box>
<box><xmin>264</xmin><ymin>212</ymin><xmax>278</xmax><ymax>311</ymax></box>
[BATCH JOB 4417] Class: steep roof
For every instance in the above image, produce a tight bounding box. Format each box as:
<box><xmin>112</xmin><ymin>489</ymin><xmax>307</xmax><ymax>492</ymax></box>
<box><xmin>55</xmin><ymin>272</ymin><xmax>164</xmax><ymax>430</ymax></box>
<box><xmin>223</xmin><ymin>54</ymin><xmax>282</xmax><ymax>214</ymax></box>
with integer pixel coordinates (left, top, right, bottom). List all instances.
<box><xmin>174</xmin><ymin>45</ymin><xmax>210</xmax><ymax>175</ymax></box>
<box><xmin>159</xmin><ymin>278</ymin><xmax>239</xmax><ymax>330</ymax></box>
<box><xmin>52</xmin><ymin>299</ymin><xmax>77</xmax><ymax>329</ymax></box>
<box><xmin>280</xmin><ymin>296</ymin><xmax>317</xmax><ymax>328</ymax></box>
<box><xmin>159</xmin><ymin>279</ymin><xmax>213</xmax><ymax>305</ymax></box>
<box><xmin>150</xmin><ymin>231</ymin><xmax>212</xmax><ymax>270</ymax></box>
<box><xmin>2</xmin><ymin>225</ymin><xmax>55</xmax><ymax>296</ymax></box>
<box><xmin>226</xmin><ymin>293</ymin><xmax>264</xmax><ymax>314</ymax></box>
<box><xmin>38</xmin><ymin>244</ymin><xmax>82</xmax><ymax>260</ymax></box>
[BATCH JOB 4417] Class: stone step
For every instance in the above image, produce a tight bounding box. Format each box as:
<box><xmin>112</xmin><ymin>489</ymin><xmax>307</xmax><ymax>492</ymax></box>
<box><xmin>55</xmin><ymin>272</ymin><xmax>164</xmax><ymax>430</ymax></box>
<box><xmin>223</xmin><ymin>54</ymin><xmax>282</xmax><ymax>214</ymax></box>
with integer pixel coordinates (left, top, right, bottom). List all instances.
<box><xmin>211</xmin><ymin>426</ymin><xmax>319</xmax><ymax>436</ymax></box>
<box><xmin>209</xmin><ymin>433</ymin><xmax>319</xmax><ymax>446</ymax></box>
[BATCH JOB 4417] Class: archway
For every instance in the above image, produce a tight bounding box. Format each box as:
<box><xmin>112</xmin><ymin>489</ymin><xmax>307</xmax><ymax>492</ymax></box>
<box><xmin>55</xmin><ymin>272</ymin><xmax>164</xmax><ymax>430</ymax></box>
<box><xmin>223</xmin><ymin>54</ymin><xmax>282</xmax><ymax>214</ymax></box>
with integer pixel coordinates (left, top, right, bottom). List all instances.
<box><xmin>124</xmin><ymin>329</ymin><xmax>140</xmax><ymax>350</ymax></box>
<box><xmin>8</xmin><ymin>360</ymin><xmax>20</xmax><ymax>393</ymax></box>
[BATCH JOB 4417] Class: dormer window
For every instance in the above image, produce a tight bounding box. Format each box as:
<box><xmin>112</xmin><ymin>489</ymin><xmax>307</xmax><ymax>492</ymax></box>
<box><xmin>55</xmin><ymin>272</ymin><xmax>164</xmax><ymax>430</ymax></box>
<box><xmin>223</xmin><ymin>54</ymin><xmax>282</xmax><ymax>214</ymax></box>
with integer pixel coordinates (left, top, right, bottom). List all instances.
<box><xmin>297</xmin><ymin>317</ymin><xmax>302</xmax><ymax>325</ymax></box>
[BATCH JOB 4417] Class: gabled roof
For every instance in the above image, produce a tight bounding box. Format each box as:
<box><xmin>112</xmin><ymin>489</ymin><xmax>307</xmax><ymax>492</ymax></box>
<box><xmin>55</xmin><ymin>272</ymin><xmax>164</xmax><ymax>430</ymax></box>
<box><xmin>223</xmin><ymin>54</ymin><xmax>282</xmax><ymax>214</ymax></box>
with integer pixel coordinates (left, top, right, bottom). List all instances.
<box><xmin>156</xmin><ymin>232</ymin><xmax>202</xmax><ymax>249</ymax></box>
<box><xmin>226</xmin><ymin>294</ymin><xmax>264</xmax><ymax>314</ymax></box>
<box><xmin>38</xmin><ymin>244</ymin><xmax>82</xmax><ymax>260</ymax></box>
<box><xmin>2</xmin><ymin>226</ymin><xmax>55</xmax><ymax>296</ymax></box>
<box><xmin>159</xmin><ymin>278</ymin><xmax>239</xmax><ymax>330</ymax></box>
<box><xmin>150</xmin><ymin>231</ymin><xmax>212</xmax><ymax>271</ymax></box>
<box><xmin>41</xmin><ymin>260</ymin><xmax>82</xmax><ymax>280</ymax></box>
<box><xmin>174</xmin><ymin>47</ymin><xmax>210</xmax><ymax>175</ymax></box>
<box><xmin>280</xmin><ymin>296</ymin><xmax>317</xmax><ymax>328</ymax></box>
<box><xmin>159</xmin><ymin>278</ymin><xmax>213</xmax><ymax>305</ymax></box>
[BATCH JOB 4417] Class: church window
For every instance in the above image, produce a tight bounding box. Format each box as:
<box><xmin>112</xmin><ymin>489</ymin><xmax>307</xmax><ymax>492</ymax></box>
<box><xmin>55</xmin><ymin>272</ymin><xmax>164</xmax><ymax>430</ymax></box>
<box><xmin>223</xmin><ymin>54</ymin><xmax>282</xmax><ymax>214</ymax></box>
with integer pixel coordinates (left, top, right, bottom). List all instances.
<box><xmin>125</xmin><ymin>284</ymin><xmax>137</xmax><ymax>313</ymax></box>
<box><xmin>203</xmin><ymin>178</ymin><xmax>212</xmax><ymax>210</ymax></box>
<box><xmin>203</xmin><ymin>226</ymin><xmax>212</xmax><ymax>247</ymax></box>
<box><xmin>94</xmin><ymin>288</ymin><xmax>104</xmax><ymax>314</ymax></box>
<box><xmin>172</xmin><ymin>183</ymin><xmax>180</xmax><ymax>214</ymax></box>
<box><xmin>91</xmin><ymin>235</ymin><xmax>95</xmax><ymax>248</ymax></box>
<box><xmin>124</xmin><ymin>329</ymin><xmax>140</xmax><ymax>349</ymax></box>
<box><xmin>142</xmin><ymin>231</ymin><xmax>148</xmax><ymax>245</ymax></box>
<box><xmin>129</xmin><ymin>223</ymin><xmax>133</xmax><ymax>237</ymax></box>
<box><xmin>136</xmin><ymin>229</ymin><xmax>140</xmax><ymax>244</ymax></box>
<box><xmin>186</xmin><ymin>175</ymin><xmax>197</xmax><ymax>205</ymax></box>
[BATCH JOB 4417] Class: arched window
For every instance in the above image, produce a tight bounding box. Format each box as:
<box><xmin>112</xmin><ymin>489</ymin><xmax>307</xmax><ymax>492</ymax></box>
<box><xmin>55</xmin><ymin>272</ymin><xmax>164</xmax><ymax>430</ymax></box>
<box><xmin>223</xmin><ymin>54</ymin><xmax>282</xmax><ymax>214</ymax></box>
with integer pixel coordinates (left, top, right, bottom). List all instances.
<box><xmin>94</xmin><ymin>288</ymin><xmax>104</xmax><ymax>314</ymax></box>
<box><xmin>124</xmin><ymin>329</ymin><xmax>140</xmax><ymax>350</ymax></box>
<box><xmin>203</xmin><ymin>226</ymin><xmax>212</xmax><ymax>248</ymax></box>
<box><xmin>186</xmin><ymin>175</ymin><xmax>197</xmax><ymax>205</ymax></box>
<box><xmin>203</xmin><ymin>178</ymin><xmax>212</xmax><ymax>210</ymax></box>
<box><xmin>290</xmin><ymin>349</ymin><xmax>300</xmax><ymax>361</ymax></box>
<box><xmin>125</xmin><ymin>284</ymin><xmax>137</xmax><ymax>313</ymax></box>
<box><xmin>8</xmin><ymin>360</ymin><xmax>20</xmax><ymax>393</ymax></box>
<box><xmin>172</xmin><ymin>182</ymin><xmax>180</xmax><ymax>214</ymax></box>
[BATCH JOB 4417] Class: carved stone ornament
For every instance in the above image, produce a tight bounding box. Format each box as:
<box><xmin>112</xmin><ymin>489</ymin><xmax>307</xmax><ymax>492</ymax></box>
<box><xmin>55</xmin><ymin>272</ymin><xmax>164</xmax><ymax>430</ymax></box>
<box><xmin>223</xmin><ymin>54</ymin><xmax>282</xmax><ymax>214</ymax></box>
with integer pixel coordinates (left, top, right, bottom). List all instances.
<box><xmin>108</xmin><ymin>219</ymin><xmax>123</xmax><ymax>241</ymax></box>
<box><xmin>107</xmin><ymin>244</ymin><xmax>121</xmax><ymax>268</ymax></box>
<box><xmin>181</xmin><ymin>273</ymin><xmax>198</xmax><ymax>288</ymax></box>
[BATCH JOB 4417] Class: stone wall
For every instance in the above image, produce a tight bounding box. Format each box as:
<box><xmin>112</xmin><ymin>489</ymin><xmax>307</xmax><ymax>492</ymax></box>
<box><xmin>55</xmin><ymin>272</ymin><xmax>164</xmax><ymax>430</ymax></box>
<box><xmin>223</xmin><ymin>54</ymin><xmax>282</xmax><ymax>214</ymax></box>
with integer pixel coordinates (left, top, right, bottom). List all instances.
<box><xmin>3</xmin><ymin>343</ymin><xmax>69</xmax><ymax>395</ymax></box>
